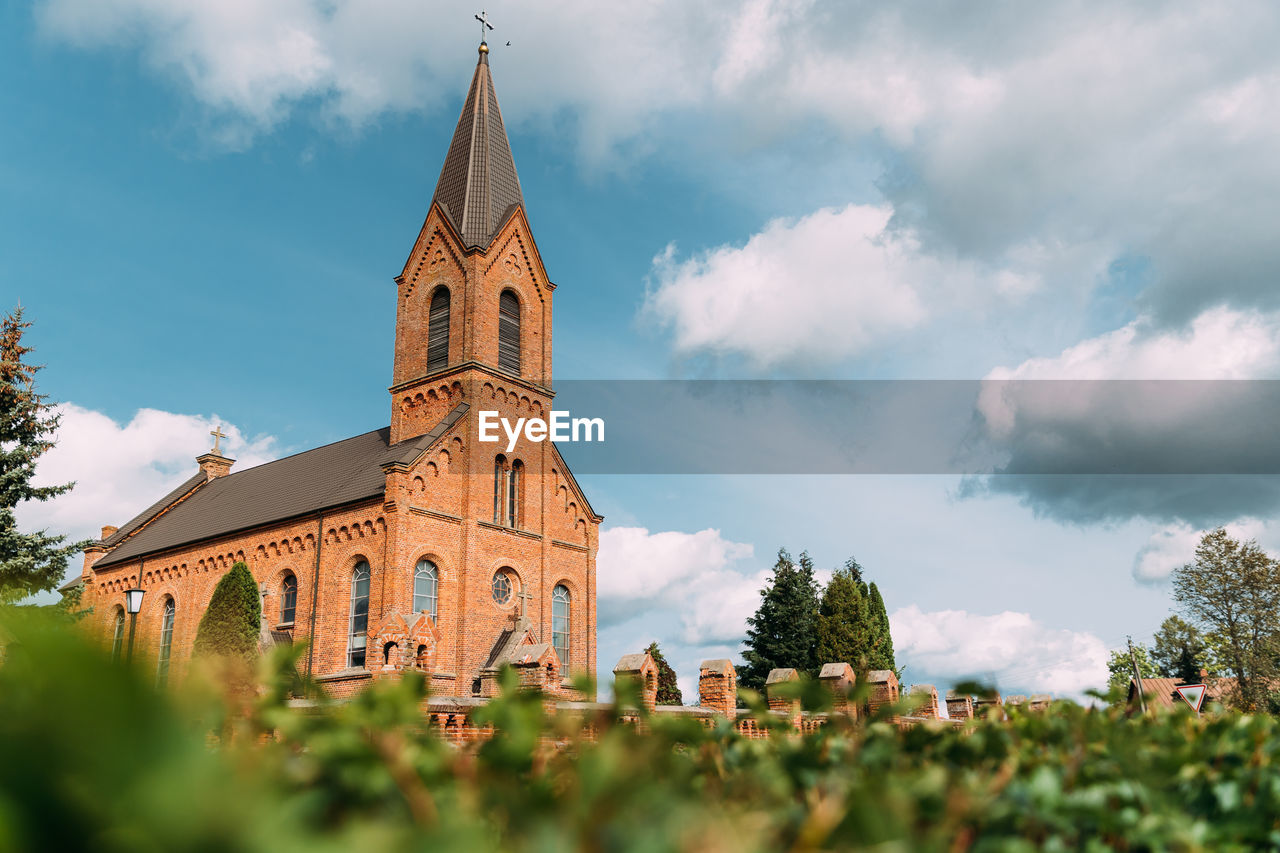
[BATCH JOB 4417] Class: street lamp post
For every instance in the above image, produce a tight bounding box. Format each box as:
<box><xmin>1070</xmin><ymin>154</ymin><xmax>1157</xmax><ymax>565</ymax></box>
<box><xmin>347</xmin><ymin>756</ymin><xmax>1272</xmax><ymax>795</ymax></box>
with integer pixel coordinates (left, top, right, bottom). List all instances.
<box><xmin>124</xmin><ymin>587</ymin><xmax>145</xmax><ymax>664</ymax></box>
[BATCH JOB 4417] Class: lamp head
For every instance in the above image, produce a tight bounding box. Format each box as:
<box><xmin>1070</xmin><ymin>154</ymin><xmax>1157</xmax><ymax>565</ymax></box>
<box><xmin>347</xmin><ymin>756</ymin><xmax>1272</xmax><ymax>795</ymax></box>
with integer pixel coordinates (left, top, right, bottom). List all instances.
<box><xmin>124</xmin><ymin>587</ymin><xmax>145</xmax><ymax>614</ymax></box>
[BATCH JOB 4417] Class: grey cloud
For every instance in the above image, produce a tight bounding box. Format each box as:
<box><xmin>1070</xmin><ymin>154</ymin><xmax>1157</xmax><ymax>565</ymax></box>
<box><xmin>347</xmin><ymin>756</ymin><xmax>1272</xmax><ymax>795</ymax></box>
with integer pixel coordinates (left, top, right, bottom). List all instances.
<box><xmin>963</xmin><ymin>475</ymin><xmax>1280</xmax><ymax>528</ymax></box>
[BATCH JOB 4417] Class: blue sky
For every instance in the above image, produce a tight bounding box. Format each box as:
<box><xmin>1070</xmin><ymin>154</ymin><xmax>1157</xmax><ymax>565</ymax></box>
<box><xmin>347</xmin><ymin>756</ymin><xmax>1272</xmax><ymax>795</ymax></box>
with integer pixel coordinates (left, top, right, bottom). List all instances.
<box><xmin>9</xmin><ymin>1</ymin><xmax>1280</xmax><ymax>701</ymax></box>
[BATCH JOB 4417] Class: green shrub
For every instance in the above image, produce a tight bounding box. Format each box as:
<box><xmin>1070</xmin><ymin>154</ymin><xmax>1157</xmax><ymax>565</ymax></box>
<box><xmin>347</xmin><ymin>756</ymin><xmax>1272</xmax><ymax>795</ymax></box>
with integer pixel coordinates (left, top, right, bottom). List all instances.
<box><xmin>192</xmin><ymin>561</ymin><xmax>260</xmax><ymax>661</ymax></box>
<box><xmin>2</xmin><ymin>608</ymin><xmax>1279</xmax><ymax>851</ymax></box>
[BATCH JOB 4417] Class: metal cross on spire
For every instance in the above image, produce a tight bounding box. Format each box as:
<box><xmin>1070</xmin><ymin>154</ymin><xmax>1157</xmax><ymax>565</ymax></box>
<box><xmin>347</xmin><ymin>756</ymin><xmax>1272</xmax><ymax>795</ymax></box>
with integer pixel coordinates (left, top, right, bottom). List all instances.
<box><xmin>475</xmin><ymin>10</ymin><xmax>494</xmax><ymax>45</ymax></box>
<box><xmin>210</xmin><ymin>425</ymin><xmax>227</xmax><ymax>455</ymax></box>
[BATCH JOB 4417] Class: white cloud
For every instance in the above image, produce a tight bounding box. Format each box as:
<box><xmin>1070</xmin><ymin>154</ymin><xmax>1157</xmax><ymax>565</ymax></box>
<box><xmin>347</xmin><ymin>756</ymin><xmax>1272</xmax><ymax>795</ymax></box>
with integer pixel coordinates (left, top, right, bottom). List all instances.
<box><xmin>891</xmin><ymin>604</ymin><xmax>1108</xmax><ymax>700</ymax></box>
<box><xmin>1132</xmin><ymin>518</ymin><xmax>1270</xmax><ymax>583</ymax></box>
<box><xmin>18</xmin><ymin>404</ymin><xmax>278</xmax><ymax>551</ymax></box>
<box><xmin>988</xmin><ymin>307</ymin><xmax>1280</xmax><ymax>383</ymax></box>
<box><xmin>978</xmin><ymin>307</ymin><xmax>1280</xmax><ymax>444</ymax></box>
<box><xmin>643</xmin><ymin>204</ymin><xmax>1045</xmax><ymax>369</ymax></box>
<box><xmin>597</xmin><ymin>525</ymin><xmax>758</xmax><ymax>643</ymax></box>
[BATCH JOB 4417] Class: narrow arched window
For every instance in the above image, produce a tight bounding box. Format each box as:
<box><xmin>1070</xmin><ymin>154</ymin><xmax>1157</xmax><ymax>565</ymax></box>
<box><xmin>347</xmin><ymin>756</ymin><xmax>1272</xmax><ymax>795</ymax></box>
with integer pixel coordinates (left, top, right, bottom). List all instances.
<box><xmin>493</xmin><ymin>455</ymin><xmax>506</xmax><ymax>525</ymax></box>
<box><xmin>348</xmin><ymin>561</ymin><xmax>371</xmax><ymax>668</ymax></box>
<box><xmin>552</xmin><ymin>584</ymin><xmax>570</xmax><ymax>673</ymax></box>
<box><xmin>280</xmin><ymin>573</ymin><xmax>297</xmax><ymax>625</ymax></box>
<box><xmin>498</xmin><ymin>290</ymin><xmax>521</xmax><ymax>375</ymax></box>
<box><xmin>414</xmin><ymin>559</ymin><xmax>438</xmax><ymax>619</ymax></box>
<box><xmin>111</xmin><ymin>607</ymin><xmax>126</xmax><ymax>662</ymax></box>
<box><xmin>156</xmin><ymin>598</ymin><xmax>175</xmax><ymax>687</ymax></box>
<box><xmin>507</xmin><ymin>460</ymin><xmax>523</xmax><ymax>528</ymax></box>
<box><xmin>427</xmin><ymin>287</ymin><xmax>450</xmax><ymax>371</ymax></box>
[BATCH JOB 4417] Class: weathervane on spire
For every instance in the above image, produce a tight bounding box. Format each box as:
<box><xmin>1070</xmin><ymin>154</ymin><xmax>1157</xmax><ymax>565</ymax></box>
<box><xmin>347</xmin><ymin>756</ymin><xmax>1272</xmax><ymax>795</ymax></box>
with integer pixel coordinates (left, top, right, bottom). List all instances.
<box><xmin>475</xmin><ymin>10</ymin><xmax>494</xmax><ymax>46</ymax></box>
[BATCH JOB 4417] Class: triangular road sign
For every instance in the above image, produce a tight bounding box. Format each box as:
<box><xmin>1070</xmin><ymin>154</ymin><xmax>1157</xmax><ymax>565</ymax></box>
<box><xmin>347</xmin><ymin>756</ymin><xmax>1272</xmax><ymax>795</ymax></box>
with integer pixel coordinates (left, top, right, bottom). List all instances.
<box><xmin>1175</xmin><ymin>683</ymin><xmax>1207</xmax><ymax>713</ymax></box>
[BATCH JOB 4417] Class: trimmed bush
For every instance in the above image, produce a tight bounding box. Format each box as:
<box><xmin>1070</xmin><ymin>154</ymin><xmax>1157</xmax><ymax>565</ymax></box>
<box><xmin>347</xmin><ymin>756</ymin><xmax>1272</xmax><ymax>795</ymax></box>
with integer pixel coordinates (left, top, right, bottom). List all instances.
<box><xmin>192</xmin><ymin>561</ymin><xmax>261</xmax><ymax>660</ymax></box>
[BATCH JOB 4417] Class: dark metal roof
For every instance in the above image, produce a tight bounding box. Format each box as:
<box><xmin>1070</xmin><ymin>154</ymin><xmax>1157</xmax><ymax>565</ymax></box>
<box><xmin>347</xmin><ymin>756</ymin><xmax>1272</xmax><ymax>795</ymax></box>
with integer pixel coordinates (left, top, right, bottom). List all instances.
<box><xmin>95</xmin><ymin>405</ymin><xmax>468</xmax><ymax>570</ymax></box>
<box><xmin>432</xmin><ymin>45</ymin><xmax>524</xmax><ymax>249</ymax></box>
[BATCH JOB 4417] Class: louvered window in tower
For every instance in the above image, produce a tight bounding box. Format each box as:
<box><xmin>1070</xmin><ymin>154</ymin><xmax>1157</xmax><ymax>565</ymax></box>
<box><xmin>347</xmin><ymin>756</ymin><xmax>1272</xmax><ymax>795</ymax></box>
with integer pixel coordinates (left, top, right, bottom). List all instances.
<box><xmin>426</xmin><ymin>287</ymin><xmax>450</xmax><ymax>371</ymax></box>
<box><xmin>498</xmin><ymin>290</ymin><xmax>521</xmax><ymax>375</ymax></box>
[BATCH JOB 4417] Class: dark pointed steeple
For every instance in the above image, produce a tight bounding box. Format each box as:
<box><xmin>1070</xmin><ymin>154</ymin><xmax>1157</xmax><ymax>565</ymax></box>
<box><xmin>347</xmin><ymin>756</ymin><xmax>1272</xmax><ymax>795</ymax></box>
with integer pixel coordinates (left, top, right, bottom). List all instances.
<box><xmin>432</xmin><ymin>42</ymin><xmax>524</xmax><ymax>249</ymax></box>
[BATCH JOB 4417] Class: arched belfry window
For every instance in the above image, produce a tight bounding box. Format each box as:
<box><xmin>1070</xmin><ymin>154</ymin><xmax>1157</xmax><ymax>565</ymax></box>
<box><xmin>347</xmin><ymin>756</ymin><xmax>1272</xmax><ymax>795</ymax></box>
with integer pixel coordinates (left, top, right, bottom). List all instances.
<box><xmin>111</xmin><ymin>607</ymin><xmax>126</xmax><ymax>662</ymax></box>
<box><xmin>498</xmin><ymin>290</ymin><xmax>521</xmax><ymax>375</ymax></box>
<box><xmin>414</xmin><ymin>559</ymin><xmax>438</xmax><ymax>620</ymax></box>
<box><xmin>552</xmin><ymin>584</ymin><xmax>570</xmax><ymax>672</ymax></box>
<box><xmin>493</xmin><ymin>455</ymin><xmax>506</xmax><ymax>525</ymax></box>
<box><xmin>348</xmin><ymin>561</ymin><xmax>371</xmax><ymax>668</ymax></box>
<box><xmin>493</xmin><ymin>456</ymin><xmax>521</xmax><ymax>528</ymax></box>
<box><xmin>427</xmin><ymin>287</ymin><xmax>450</xmax><ymax>371</ymax></box>
<box><xmin>508</xmin><ymin>460</ymin><xmax>522</xmax><ymax>528</ymax></box>
<box><xmin>156</xmin><ymin>597</ymin><xmax>175</xmax><ymax>687</ymax></box>
<box><xmin>280</xmin><ymin>573</ymin><xmax>298</xmax><ymax>625</ymax></box>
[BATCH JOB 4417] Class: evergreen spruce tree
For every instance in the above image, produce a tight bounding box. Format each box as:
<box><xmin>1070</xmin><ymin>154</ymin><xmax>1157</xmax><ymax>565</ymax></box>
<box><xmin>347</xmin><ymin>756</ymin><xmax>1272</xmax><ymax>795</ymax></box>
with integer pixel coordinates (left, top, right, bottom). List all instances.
<box><xmin>1151</xmin><ymin>614</ymin><xmax>1210</xmax><ymax>683</ymax></box>
<box><xmin>193</xmin><ymin>562</ymin><xmax>262</xmax><ymax>661</ymax></box>
<box><xmin>815</xmin><ymin>558</ymin><xmax>873</xmax><ymax>669</ymax></box>
<box><xmin>0</xmin><ymin>308</ymin><xmax>89</xmax><ymax>604</ymax></box>
<box><xmin>740</xmin><ymin>548</ymin><xmax>820</xmax><ymax>691</ymax></box>
<box><xmin>645</xmin><ymin>641</ymin><xmax>683</xmax><ymax>705</ymax></box>
<box><xmin>866</xmin><ymin>582</ymin><xmax>897</xmax><ymax>672</ymax></box>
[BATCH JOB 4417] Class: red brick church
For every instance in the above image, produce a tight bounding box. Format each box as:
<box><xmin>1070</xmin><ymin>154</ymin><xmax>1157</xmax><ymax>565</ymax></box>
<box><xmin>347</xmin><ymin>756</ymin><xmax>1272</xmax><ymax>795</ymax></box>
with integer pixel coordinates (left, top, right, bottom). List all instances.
<box><xmin>74</xmin><ymin>41</ymin><xmax>601</xmax><ymax>697</ymax></box>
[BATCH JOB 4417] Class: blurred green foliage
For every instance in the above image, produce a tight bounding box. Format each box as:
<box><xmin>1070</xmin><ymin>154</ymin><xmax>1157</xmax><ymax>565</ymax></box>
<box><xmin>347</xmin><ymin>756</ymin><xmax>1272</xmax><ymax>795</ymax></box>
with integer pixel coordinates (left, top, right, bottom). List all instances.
<box><xmin>3</xmin><ymin>609</ymin><xmax>1280</xmax><ymax>852</ymax></box>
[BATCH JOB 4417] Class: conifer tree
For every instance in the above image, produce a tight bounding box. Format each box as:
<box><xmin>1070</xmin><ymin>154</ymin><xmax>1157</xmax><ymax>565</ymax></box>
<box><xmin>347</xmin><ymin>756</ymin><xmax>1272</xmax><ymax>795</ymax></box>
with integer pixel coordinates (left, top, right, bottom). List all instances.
<box><xmin>645</xmin><ymin>641</ymin><xmax>683</xmax><ymax>705</ymax></box>
<box><xmin>866</xmin><ymin>582</ymin><xmax>897</xmax><ymax>672</ymax></box>
<box><xmin>0</xmin><ymin>308</ymin><xmax>88</xmax><ymax>604</ymax></box>
<box><xmin>1151</xmin><ymin>614</ymin><xmax>1210</xmax><ymax>683</ymax></box>
<box><xmin>193</xmin><ymin>562</ymin><xmax>262</xmax><ymax>661</ymax></box>
<box><xmin>740</xmin><ymin>548</ymin><xmax>820</xmax><ymax>691</ymax></box>
<box><xmin>815</xmin><ymin>558</ymin><xmax>873</xmax><ymax>669</ymax></box>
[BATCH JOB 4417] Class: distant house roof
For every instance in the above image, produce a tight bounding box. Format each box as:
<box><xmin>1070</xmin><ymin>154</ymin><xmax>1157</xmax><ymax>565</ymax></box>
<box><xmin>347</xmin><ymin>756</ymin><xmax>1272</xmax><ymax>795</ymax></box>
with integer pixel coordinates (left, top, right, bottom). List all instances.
<box><xmin>1126</xmin><ymin>675</ymin><xmax>1279</xmax><ymax>710</ymax></box>
<box><xmin>95</xmin><ymin>405</ymin><xmax>467</xmax><ymax>570</ymax></box>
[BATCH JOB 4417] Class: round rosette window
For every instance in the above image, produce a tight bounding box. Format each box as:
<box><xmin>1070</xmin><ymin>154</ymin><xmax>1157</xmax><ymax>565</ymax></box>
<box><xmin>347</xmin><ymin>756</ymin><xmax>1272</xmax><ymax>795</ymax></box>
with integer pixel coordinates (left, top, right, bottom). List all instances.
<box><xmin>492</xmin><ymin>570</ymin><xmax>513</xmax><ymax>606</ymax></box>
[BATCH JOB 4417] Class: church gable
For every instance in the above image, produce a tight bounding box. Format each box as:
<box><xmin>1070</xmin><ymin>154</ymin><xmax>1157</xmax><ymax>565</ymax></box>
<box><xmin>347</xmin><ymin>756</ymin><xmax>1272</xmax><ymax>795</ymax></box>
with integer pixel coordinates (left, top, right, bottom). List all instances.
<box><xmin>397</xmin><ymin>204</ymin><xmax>468</xmax><ymax>297</ymax></box>
<box><xmin>483</xmin><ymin>210</ymin><xmax>553</xmax><ymax>302</ymax></box>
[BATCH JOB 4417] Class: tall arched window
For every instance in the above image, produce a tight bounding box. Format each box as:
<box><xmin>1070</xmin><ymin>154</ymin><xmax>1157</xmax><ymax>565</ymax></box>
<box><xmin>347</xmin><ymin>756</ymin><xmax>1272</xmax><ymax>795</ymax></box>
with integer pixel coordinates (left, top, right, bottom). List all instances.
<box><xmin>507</xmin><ymin>460</ymin><xmax>522</xmax><ymax>528</ymax></box>
<box><xmin>280</xmin><ymin>573</ymin><xmax>298</xmax><ymax>625</ymax></box>
<box><xmin>493</xmin><ymin>456</ymin><xmax>521</xmax><ymax>528</ymax></box>
<box><xmin>348</xmin><ymin>561</ymin><xmax>371</xmax><ymax>668</ymax></box>
<box><xmin>414</xmin><ymin>559</ymin><xmax>438</xmax><ymax>619</ymax></box>
<box><xmin>156</xmin><ymin>598</ymin><xmax>175</xmax><ymax>687</ymax></box>
<box><xmin>493</xmin><ymin>455</ymin><xmax>506</xmax><ymax>525</ymax></box>
<box><xmin>427</xmin><ymin>287</ymin><xmax>450</xmax><ymax>371</ymax></box>
<box><xmin>498</xmin><ymin>290</ymin><xmax>521</xmax><ymax>375</ymax></box>
<box><xmin>552</xmin><ymin>584</ymin><xmax>571</xmax><ymax>673</ymax></box>
<box><xmin>110</xmin><ymin>607</ymin><xmax>126</xmax><ymax>662</ymax></box>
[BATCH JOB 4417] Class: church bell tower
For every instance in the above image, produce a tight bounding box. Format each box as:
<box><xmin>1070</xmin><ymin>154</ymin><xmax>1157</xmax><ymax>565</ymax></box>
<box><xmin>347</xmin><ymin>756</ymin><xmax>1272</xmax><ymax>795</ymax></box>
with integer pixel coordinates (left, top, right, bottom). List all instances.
<box><xmin>389</xmin><ymin>41</ymin><xmax>554</xmax><ymax>445</ymax></box>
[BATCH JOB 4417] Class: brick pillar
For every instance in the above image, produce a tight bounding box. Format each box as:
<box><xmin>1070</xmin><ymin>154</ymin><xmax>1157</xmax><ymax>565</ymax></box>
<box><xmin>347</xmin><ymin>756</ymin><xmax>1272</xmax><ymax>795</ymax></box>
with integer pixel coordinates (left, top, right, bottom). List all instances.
<box><xmin>944</xmin><ymin>691</ymin><xmax>974</xmax><ymax>720</ymax></box>
<box><xmin>908</xmin><ymin>684</ymin><xmax>940</xmax><ymax>719</ymax></box>
<box><xmin>513</xmin><ymin>659</ymin><xmax>546</xmax><ymax>691</ymax></box>
<box><xmin>613</xmin><ymin>652</ymin><xmax>658</xmax><ymax>713</ymax></box>
<box><xmin>864</xmin><ymin>670</ymin><xmax>900</xmax><ymax>718</ymax></box>
<box><xmin>478</xmin><ymin>668</ymin><xmax>502</xmax><ymax>697</ymax></box>
<box><xmin>972</xmin><ymin>692</ymin><xmax>1004</xmax><ymax>720</ymax></box>
<box><xmin>765</xmin><ymin>668</ymin><xmax>801</xmax><ymax>723</ymax></box>
<box><xmin>819</xmin><ymin>662</ymin><xmax>857</xmax><ymax>718</ymax></box>
<box><xmin>699</xmin><ymin>659</ymin><xmax>737</xmax><ymax>719</ymax></box>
